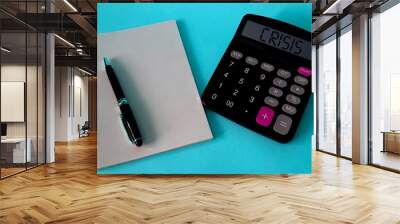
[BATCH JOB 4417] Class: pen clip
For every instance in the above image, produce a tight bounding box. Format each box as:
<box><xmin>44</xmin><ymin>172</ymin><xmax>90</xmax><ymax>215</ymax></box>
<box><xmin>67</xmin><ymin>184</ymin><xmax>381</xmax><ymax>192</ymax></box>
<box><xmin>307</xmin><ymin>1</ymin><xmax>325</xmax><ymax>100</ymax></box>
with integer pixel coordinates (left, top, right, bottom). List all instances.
<box><xmin>120</xmin><ymin>114</ymin><xmax>135</xmax><ymax>144</ymax></box>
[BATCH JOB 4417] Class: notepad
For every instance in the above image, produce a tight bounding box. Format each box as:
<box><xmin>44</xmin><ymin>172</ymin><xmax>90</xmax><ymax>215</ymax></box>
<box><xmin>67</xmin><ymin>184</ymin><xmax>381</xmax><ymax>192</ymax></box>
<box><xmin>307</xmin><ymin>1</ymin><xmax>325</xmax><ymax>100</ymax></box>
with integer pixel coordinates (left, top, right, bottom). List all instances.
<box><xmin>97</xmin><ymin>20</ymin><xmax>213</xmax><ymax>169</ymax></box>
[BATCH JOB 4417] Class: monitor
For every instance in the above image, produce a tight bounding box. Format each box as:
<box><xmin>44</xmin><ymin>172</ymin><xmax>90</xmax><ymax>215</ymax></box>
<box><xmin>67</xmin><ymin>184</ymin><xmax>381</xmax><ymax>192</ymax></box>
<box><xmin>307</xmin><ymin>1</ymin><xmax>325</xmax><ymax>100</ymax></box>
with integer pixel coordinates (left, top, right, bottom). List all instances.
<box><xmin>1</xmin><ymin>123</ymin><xmax>7</xmax><ymax>137</ymax></box>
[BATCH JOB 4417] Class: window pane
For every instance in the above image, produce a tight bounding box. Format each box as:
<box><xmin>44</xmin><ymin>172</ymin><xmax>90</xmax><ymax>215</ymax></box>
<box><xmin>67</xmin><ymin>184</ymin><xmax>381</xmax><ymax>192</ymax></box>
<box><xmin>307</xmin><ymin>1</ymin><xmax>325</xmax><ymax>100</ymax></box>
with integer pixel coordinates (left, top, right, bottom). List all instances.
<box><xmin>318</xmin><ymin>37</ymin><xmax>337</xmax><ymax>154</ymax></box>
<box><xmin>1</xmin><ymin>31</ymin><xmax>28</xmax><ymax>177</ymax></box>
<box><xmin>371</xmin><ymin>4</ymin><xmax>400</xmax><ymax>171</ymax></box>
<box><xmin>0</xmin><ymin>1</ymin><xmax>46</xmax><ymax>179</ymax></box>
<box><xmin>340</xmin><ymin>29</ymin><xmax>352</xmax><ymax>158</ymax></box>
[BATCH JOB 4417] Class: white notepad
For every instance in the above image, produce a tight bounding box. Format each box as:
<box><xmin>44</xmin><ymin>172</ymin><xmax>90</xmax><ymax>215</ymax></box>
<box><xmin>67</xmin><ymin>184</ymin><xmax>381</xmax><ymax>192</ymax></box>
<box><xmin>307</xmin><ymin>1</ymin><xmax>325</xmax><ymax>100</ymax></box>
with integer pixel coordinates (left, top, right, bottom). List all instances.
<box><xmin>97</xmin><ymin>21</ymin><xmax>213</xmax><ymax>169</ymax></box>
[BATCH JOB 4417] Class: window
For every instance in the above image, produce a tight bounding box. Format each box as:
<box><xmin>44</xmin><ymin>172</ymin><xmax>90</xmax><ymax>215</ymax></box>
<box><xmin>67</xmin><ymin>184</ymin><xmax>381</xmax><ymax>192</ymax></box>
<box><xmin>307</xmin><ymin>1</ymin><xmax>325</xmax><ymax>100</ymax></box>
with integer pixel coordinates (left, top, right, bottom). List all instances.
<box><xmin>316</xmin><ymin>25</ymin><xmax>353</xmax><ymax>158</ymax></box>
<box><xmin>0</xmin><ymin>1</ymin><xmax>47</xmax><ymax>179</ymax></box>
<box><xmin>317</xmin><ymin>36</ymin><xmax>337</xmax><ymax>154</ymax></box>
<box><xmin>339</xmin><ymin>28</ymin><xmax>352</xmax><ymax>158</ymax></box>
<box><xmin>370</xmin><ymin>3</ymin><xmax>400</xmax><ymax>171</ymax></box>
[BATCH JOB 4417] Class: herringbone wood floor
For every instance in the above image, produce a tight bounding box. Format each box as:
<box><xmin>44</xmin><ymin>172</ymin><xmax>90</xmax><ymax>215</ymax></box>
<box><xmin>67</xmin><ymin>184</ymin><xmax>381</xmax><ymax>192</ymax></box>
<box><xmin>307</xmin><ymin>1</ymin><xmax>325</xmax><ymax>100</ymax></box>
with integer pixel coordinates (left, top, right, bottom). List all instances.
<box><xmin>1</xmin><ymin>134</ymin><xmax>400</xmax><ymax>224</ymax></box>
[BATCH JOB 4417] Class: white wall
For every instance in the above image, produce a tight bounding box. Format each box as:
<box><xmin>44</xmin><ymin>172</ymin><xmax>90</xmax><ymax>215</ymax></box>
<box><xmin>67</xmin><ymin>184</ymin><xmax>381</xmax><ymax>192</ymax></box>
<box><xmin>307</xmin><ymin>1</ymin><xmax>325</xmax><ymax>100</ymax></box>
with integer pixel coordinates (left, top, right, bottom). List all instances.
<box><xmin>55</xmin><ymin>67</ymin><xmax>70</xmax><ymax>141</ymax></box>
<box><xmin>71</xmin><ymin>73</ymin><xmax>89</xmax><ymax>138</ymax></box>
<box><xmin>1</xmin><ymin>82</ymin><xmax>25</xmax><ymax>122</ymax></box>
<box><xmin>54</xmin><ymin>67</ymin><xmax>89</xmax><ymax>141</ymax></box>
<box><xmin>1</xmin><ymin>65</ymin><xmax>38</xmax><ymax>138</ymax></box>
<box><xmin>1</xmin><ymin>65</ymin><xmax>26</xmax><ymax>138</ymax></box>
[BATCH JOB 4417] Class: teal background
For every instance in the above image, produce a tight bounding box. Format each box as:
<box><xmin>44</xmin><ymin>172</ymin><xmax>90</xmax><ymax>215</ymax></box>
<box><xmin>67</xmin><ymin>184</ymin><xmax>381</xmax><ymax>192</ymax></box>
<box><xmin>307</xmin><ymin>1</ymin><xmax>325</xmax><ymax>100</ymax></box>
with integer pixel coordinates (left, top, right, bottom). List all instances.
<box><xmin>97</xmin><ymin>3</ymin><xmax>313</xmax><ymax>174</ymax></box>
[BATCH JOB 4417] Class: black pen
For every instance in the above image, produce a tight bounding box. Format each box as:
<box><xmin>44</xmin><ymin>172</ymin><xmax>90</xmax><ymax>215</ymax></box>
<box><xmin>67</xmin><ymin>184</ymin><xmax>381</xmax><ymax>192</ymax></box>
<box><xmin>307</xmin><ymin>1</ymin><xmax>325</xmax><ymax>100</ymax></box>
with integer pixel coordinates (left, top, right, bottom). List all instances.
<box><xmin>103</xmin><ymin>57</ymin><xmax>143</xmax><ymax>147</ymax></box>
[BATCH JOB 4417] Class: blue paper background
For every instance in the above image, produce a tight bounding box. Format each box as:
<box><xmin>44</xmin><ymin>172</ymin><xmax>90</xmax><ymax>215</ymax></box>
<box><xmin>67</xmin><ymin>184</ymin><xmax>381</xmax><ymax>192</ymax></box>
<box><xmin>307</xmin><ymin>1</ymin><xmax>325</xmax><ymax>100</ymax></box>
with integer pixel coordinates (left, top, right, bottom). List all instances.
<box><xmin>98</xmin><ymin>3</ymin><xmax>313</xmax><ymax>174</ymax></box>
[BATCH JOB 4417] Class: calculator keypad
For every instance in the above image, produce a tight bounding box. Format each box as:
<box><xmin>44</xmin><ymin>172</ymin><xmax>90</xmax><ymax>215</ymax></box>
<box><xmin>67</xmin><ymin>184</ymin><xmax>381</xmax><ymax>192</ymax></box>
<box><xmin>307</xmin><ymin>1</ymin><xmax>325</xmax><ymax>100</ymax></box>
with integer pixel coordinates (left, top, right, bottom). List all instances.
<box><xmin>294</xmin><ymin>76</ymin><xmax>309</xmax><ymax>86</ymax></box>
<box><xmin>273</xmin><ymin>78</ymin><xmax>287</xmax><ymax>88</ymax></box>
<box><xmin>245</xmin><ymin>56</ymin><xmax>259</xmax><ymax>65</ymax></box>
<box><xmin>297</xmin><ymin>66</ymin><xmax>312</xmax><ymax>77</ymax></box>
<box><xmin>261</xmin><ymin>62</ymin><xmax>275</xmax><ymax>72</ymax></box>
<box><xmin>282</xmin><ymin>104</ymin><xmax>297</xmax><ymax>115</ymax></box>
<box><xmin>290</xmin><ymin>85</ymin><xmax>305</xmax><ymax>95</ymax></box>
<box><xmin>269</xmin><ymin>87</ymin><xmax>283</xmax><ymax>98</ymax></box>
<box><xmin>256</xmin><ymin>106</ymin><xmax>275</xmax><ymax>127</ymax></box>
<box><xmin>286</xmin><ymin>94</ymin><xmax>301</xmax><ymax>105</ymax></box>
<box><xmin>230</xmin><ymin>50</ymin><xmax>243</xmax><ymax>59</ymax></box>
<box><xmin>277</xmin><ymin>69</ymin><xmax>291</xmax><ymax>79</ymax></box>
<box><xmin>202</xmin><ymin>48</ymin><xmax>311</xmax><ymax>143</ymax></box>
<box><xmin>264</xmin><ymin>96</ymin><xmax>279</xmax><ymax>107</ymax></box>
<box><xmin>273</xmin><ymin>114</ymin><xmax>293</xmax><ymax>136</ymax></box>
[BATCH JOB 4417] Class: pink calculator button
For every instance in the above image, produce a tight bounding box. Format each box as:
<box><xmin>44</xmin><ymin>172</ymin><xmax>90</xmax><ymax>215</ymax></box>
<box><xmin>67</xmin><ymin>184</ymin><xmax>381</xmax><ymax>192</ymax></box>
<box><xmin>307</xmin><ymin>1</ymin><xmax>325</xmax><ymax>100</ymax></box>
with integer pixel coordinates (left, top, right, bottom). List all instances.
<box><xmin>297</xmin><ymin>66</ymin><xmax>311</xmax><ymax>77</ymax></box>
<box><xmin>256</xmin><ymin>106</ymin><xmax>275</xmax><ymax>127</ymax></box>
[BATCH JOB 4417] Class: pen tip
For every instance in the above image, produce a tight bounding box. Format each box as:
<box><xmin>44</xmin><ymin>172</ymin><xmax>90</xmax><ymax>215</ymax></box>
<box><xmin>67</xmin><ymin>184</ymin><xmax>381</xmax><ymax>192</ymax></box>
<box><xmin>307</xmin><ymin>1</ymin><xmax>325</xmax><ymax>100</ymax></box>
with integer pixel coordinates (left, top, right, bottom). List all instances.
<box><xmin>103</xmin><ymin>57</ymin><xmax>110</xmax><ymax>66</ymax></box>
<box><xmin>135</xmin><ymin>138</ymin><xmax>143</xmax><ymax>147</ymax></box>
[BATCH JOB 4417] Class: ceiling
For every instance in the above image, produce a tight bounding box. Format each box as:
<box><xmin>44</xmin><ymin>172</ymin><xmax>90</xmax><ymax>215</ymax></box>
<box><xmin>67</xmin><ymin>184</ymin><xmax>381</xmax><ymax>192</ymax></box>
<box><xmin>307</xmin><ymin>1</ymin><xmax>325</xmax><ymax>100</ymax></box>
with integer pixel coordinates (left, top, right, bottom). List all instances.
<box><xmin>0</xmin><ymin>0</ymin><xmax>391</xmax><ymax>73</ymax></box>
<box><xmin>0</xmin><ymin>0</ymin><xmax>97</xmax><ymax>72</ymax></box>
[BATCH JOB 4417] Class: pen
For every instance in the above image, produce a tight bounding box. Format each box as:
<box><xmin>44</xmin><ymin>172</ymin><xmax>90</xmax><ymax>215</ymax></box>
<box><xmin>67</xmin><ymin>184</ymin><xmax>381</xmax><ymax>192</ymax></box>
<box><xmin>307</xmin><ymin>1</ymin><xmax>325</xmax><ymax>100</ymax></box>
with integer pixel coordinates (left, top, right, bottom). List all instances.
<box><xmin>103</xmin><ymin>57</ymin><xmax>143</xmax><ymax>147</ymax></box>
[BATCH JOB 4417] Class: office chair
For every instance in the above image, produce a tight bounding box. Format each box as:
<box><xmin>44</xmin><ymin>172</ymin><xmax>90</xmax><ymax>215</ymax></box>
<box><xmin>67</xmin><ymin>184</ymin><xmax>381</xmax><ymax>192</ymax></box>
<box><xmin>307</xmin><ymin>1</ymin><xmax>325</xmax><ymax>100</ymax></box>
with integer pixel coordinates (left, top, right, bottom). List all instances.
<box><xmin>79</xmin><ymin>121</ymin><xmax>90</xmax><ymax>138</ymax></box>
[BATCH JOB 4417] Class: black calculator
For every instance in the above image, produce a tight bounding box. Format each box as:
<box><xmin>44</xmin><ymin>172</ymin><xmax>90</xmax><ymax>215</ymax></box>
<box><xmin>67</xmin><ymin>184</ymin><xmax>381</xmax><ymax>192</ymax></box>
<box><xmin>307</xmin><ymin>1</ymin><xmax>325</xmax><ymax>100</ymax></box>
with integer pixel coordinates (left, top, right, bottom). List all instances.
<box><xmin>202</xmin><ymin>14</ymin><xmax>311</xmax><ymax>143</ymax></box>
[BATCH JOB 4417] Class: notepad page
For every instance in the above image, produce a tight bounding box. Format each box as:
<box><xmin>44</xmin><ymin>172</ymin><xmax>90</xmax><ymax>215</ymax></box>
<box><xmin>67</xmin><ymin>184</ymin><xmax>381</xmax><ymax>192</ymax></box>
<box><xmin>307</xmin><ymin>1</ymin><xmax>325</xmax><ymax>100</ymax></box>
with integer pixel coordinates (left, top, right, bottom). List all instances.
<box><xmin>97</xmin><ymin>20</ymin><xmax>213</xmax><ymax>168</ymax></box>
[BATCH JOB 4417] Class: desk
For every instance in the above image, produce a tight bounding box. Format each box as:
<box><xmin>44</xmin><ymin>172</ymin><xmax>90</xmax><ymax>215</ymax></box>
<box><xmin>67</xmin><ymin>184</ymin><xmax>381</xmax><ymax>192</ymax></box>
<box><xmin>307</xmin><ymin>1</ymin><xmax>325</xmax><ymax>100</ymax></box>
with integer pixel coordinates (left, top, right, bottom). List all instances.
<box><xmin>1</xmin><ymin>138</ymin><xmax>31</xmax><ymax>163</ymax></box>
<box><xmin>381</xmin><ymin>131</ymin><xmax>400</xmax><ymax>154</ymax></box>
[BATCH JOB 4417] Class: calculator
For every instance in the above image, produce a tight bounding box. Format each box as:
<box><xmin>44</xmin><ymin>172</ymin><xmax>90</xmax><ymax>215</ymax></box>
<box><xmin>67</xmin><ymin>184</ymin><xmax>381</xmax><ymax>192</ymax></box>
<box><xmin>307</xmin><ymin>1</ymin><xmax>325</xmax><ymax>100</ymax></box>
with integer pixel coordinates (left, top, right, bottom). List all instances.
<box><xmin>202</xmin><ymin>14</ymin><xmax>311</xmax><ymax>143</ymax></box>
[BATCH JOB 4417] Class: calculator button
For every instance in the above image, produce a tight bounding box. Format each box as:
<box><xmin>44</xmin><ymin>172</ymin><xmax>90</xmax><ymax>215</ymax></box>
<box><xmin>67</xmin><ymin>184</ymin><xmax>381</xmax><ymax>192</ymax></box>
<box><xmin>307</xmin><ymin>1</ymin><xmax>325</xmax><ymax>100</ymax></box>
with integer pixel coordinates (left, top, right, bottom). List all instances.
<box><xmin>297</xmin><ymin>66</ymin><xmax>311</xmax><ymax>77</ymax></box>
<box><xmin>261</xmin><ymin>62</ymin><xmax>275</xmax><ymax>72</ymax></box>
<box><xmin>269</xmin><ymin>87</ymin><xmax>283</xmax><ymax>98</ymax></box>
<box><xmin>245</xmin><ymin>56</ymin><xmax>259</xmax><ymax>66</ymax></box>
<box><xmin>273</xmin><ymin>78</ymin><xmax>287</xmax><ymax>88</ymax></box>
<box><xmin>277</xmin><ymin>69</ymin><xmax>291</xmax><ymax>79</ymax></box>
<box><xmin>294</xmin><ymin>76</ymin><xmax>309</xmax><ymax>86</ymax></box>
<box><xmin>256</xmin><ymin>106</ymin><xmax>275</xmax><ymax>127</ymax></box>
<box><xmin>282</xmin><ymin>104</ymin><xmax>297</xmax><ymax>115</ymax></box>
<box><xmin>273</xmin><ymin>114</ymin><xmax>293</xmax><ymax>135</ymax></box>
<box><xmin>264</xmin><ymin>96</ymin><xmax>279</xmax><ymax>107</ymax></box>
<box><xmin>286</xmin><ymin>94</ymin><xmax>301</xmax><ymax>105</ymax></box>
<box><xmin>290</xmin><ymin>84</ymin><xmax>305</xmax><ymax>95</ymax></box>
<box><xmin>230</xmin><ymin>50</ymin><xmax>243</xmax><ymax>60</ymax></box>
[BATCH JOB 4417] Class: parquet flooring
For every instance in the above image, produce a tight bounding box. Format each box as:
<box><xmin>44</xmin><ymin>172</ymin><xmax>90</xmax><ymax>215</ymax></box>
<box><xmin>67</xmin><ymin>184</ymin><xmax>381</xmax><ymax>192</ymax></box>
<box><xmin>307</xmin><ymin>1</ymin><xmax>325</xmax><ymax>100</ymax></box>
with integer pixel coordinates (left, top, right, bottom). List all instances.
<box><xmin>1</xmin><ymin>134</ymin><xmax>400</xmax><ymax>224</ymax></box>
<box><xmin>0</xmin><ymin>167</ymin><xmax>26</xmax><ymax>178</ymax></box>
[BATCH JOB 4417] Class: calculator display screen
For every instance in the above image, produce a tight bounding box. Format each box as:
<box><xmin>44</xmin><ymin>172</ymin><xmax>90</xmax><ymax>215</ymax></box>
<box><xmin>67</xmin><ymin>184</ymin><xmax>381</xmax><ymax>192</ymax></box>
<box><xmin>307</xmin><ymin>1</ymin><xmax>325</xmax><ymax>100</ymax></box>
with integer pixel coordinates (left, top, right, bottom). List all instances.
<box><xmin>241</xmin><ymin>20</ymin><xmax>311</xmax><ymax>60</ymax></box>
